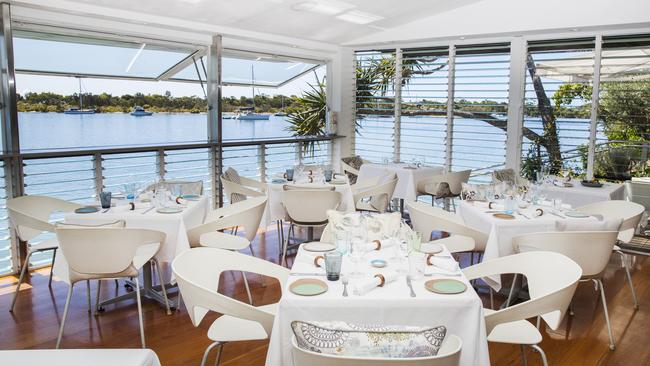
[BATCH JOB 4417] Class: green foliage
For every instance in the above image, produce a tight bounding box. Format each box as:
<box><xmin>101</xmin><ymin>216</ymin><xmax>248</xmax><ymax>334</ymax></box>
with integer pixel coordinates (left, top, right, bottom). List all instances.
<box><xmin>286</xmin><ymin>81</ymin><xmax>327</xmax><ymax>155</ymax></box>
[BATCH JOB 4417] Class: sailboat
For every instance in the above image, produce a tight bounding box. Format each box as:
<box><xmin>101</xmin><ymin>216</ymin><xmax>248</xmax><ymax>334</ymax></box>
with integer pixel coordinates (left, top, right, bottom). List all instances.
<box><xmin>237</xmin><ymin>65</ymin><xmax>270</xmax><ymax>120</ymax></box>
<box><xmin>274</xmin><ymin>95</ymin><xmax>287</xmax><ymax>116</ymax></box>
<box><xmin>64</xmin><ymin>78</ymin><xmax>96</xmax><ymax>114</ymax></box>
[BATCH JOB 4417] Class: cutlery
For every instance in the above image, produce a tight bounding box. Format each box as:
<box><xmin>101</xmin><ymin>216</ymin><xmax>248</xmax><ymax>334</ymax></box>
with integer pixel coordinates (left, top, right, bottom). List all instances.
<box><xmin>406</xmin><ymin>276</ymin><xmax>416</xmax><ymax>297</ymax></box>
<box><xmin>549</xmin><ymin>211</ymin><xmax>566</xmax><ymax>218</ymax></box>
<box><xmin>484</xmin><ymin>210</ymin><xmax>505</xmax><ymax>214</ymax></box>
<box><xmin>517</xmin><ymin>210</ymin><xmax>531</xmax><ymax>220</ymax></box>
<box><xmin>289</xmin><ymin>272</ymin><xmax>326</xmax><ymax>276</ymax></box>
<box><xmin>342</xmin><ymin>277</ymin><xmax>349</xmax><ymax>297</ymax></box>
<box><xmin>101</xmin><ymin>208</ymin><xmax>110</xmax><ymax>213</ymax></box>
<box><xmin>141</xmin><ymin>206</ymin><xmax>155</xmax><ymax>215</ymax></box>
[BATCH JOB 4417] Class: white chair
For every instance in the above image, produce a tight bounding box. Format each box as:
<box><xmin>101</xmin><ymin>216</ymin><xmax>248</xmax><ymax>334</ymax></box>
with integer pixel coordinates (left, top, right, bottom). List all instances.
<box><xmin>6</xmin><ymin>195</ymin><xmax>82</xmax><ymax>312</ymax></box>
<box><xmin>577</xmin><ymin>200</ymin><xmax>645</xmax><ymax>310</ymax></box>
<box><xmin>281</xmin><ymin>187</ymin><xmax>341</xmax><ymax>266</ymax></box>
<box><xmin>417</xmin><ymin>170</ymin><xmax>471</xmax><ymax>211</ymax></box>
<box><xmin>291</xmin><ymin>334</ymin><xmax>462</xmax><ymax>366</ymax></box>
<box><xmin>54</xmin><ymin>227</ymin><xmax>167</xmax><ymax>349</ymax></box>
<box><xmin>187</xmin><ymin>196</ymin><xmax>268</xmax><ymax>305</ymax></box>
<box><xmin>352</xmin><ymin>174</ymin><xmax>398</xmax><ymax>213</ymax></box>
<box><xmin>0</xmin><ymin>349</ymin><xmax>161</xmax><ymax>366</ymax></box>
<box><xmin>625</xmin><ymin>180</ymin><xmax>650</xmax><ymax>235</ymax></box>
<box><xmin>144</xmin><ymin>180</ymin><xmax>204</xmax><ymax>195</ymax></box>
<box><xmin>407</xmin><ymin>201</ymin><xmax>487</xmax><ymax>257</ymax></box>
<box><xmin>463</xmin><ymin>252</ymin><xmax>582</xmax><ymax>366</ymax></box>
<box><xmin>220</xmin><ymin>167</ymin><xmax>266</xmax><ymax>203</ymax></box>
<box><xmin>340</xmin><ymin>156</ymin><xmax>369</xmax><ymax>184</ymax></box>
<box><xmin>172</xmin><ymin>247</ymin><xmax>289</xmax><ymax>366</ymax></box>
<box><xmin>512</xmin><ymin>231</ymin><xmax>619</xmax><ymax>350</ymax></box>
<box><xmin>491</xmin><ymin>168</ymin><xmax>529</xmax><ymax>187</ymax></box>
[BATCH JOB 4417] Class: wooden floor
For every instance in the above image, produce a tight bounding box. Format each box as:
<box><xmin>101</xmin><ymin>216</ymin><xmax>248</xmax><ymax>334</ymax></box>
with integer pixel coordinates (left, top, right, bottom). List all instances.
<box><xmin>2</xmin><ymin>227</ymin><xmax>650</xmax><ymax>366</ymax></box>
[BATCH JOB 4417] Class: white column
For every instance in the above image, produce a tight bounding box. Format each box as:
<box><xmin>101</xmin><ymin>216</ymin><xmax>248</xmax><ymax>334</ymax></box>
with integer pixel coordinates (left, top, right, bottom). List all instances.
<box><xmin>505</xmin><ymin>37</ymin><xmax>526</xmax><ymax>171</ymax></box>
<box><xmin>586</xmin><ymin>35</ymin><xmax>603</xmax><ymax>181</ymax></box>
<box><xmin>445</xmin><ymin>45</ymin><xmax>456</xmax><ymax>171</ymax></box>
<box><xmin>393</xmin><ymin>48</ymin><xmax>402</xmax><ymax>163</ymax></box>
<box><xmin>329</xmin><ymin>47</ymin><xmax>355</xmax><ymax>171</ymax></box>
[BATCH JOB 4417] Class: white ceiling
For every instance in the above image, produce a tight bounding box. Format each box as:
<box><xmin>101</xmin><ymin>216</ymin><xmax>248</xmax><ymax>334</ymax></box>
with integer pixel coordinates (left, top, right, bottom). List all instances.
<box><xmin>14</xmin><ymin>0</ymin><xmax>484</xmax><ymax>44</ymax></box>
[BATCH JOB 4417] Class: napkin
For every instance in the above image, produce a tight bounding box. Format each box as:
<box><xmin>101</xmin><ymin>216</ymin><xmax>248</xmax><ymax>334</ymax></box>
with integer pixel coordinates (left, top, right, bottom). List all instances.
<box><xmin>352</xmin><ymin>271</ymin><xmax>399</xmax><ymax>296</ymax></box>
<box><xmin>296</xmin><ymin>253</ymin><xmax>325</xmax><ymax>268</ymax></box>
<box><xmin>426</xmin><ymin>257</ymin><xmax>460</xmax><ymax>273</ymax></box>
<box><xmin>361</xmin><ymin>238</ymin><xmax>397</xmax><ymax>252</ymax></box>
<box><xmin>110</xmin><ymin>202</ymin><xmax>150</xmax><ymax>212</ymax></box>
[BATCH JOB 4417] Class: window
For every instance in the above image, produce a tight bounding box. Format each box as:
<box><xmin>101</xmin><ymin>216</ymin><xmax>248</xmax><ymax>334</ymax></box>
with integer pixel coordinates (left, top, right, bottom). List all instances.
<box><xmin>452</xmin><ymin>43</ymin><xmax>510</xmax><ymax>181</ymax></box>
<box><xmin>521</xmin><ymin>38</ymin><xmax>595</xmax><ymax>177</ymax></box>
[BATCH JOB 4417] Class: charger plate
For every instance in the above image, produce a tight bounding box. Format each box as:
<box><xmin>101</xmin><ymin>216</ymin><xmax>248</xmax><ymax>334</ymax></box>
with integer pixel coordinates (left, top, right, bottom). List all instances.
<box><xmin>290</xmin><ymin>278</ymin><xmax>328</xmax><ymax>296</ymax></box>
<box><xmin>181</xmin><ymin>194</ymin><xmax>200</xmax><ymax>201</ymax></box>
<box><xmin>425</xmin><ymin>279</ymin><xmax>467</xmax><ymax>294</ymax></box>
<box><xmin>493</xmin><ymin>213</ymin><xmax>515</xmax><ymax>220</ymax></box>
<box><xmin>565</xmin><ymin>211</ymin><xmax>590</xmax><ymax>218</ymax></box>
<box><xmin>75</xmin><ymin>206</ymin><xmax>99</xmax><ymax>214</ymax></box>
<box><xmin>303</xmin><ymin>242</ymin><xmax>336</xmax><ymax>252</ymax></box>
<box><xmin>420</xmin><ymin>243</ymin><xmax>443</xmax><ymax>255</ymax></box>
<box><xmin>156</xmin><ymin>207</ymin><xmax>183</xmax><ymax>214</ymax></box>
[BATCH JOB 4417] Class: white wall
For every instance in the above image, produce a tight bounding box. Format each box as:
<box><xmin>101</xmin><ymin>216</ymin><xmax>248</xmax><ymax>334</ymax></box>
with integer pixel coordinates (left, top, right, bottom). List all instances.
<box><xmin>346</xmin><ymin>0</ymin><xmax>650</xmax><ymax>46</ymax></box>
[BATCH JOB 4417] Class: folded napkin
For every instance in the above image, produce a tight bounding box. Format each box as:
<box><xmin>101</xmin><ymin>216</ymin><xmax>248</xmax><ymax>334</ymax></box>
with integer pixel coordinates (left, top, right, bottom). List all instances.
<box><xmin>352</xmin><ymin>271</ymin><xmax>399</xmax><ymax>296</ymax></box>
<box><xmin>361</xmin><ymin>238</ymin><xmax>398</xmax><ymax>252</ymax></box>
<box><xmin>296</xmin><ymin>253</ymin><xmax>325</xmax><ymax>268</ymax></box>
<box><xmin>426</xmin><ymin>257</ymin><xmax>460</xmax><ymax>273</ymax></box>
<box><xmin>110</xmin><ymin>202</ymin><xmax>150</xmax><ymax>212</ymax></box>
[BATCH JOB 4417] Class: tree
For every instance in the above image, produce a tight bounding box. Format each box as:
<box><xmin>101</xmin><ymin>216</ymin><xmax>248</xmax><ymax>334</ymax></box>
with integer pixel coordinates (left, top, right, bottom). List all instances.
<box><xmin>286</xmin><ymin>79</ymin><xmax>327</xmax><ymax>155</ymax></box>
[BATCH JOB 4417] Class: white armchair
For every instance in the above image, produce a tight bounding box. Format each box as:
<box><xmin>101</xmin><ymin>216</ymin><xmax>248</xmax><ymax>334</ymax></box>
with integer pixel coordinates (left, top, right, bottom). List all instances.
<box><xmin>352</xmin><ymin>174</ymin><xmax>398</xmax><ymax>213</ymax></box>
<box><xmin>416</xmin><ymin>170</ymin><xmax>471</xmax><ymax>211</ymax></box>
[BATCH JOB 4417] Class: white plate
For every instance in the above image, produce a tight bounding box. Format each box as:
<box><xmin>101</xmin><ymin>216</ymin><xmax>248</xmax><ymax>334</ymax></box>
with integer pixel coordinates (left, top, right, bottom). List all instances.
<box><xmin>302</xmin><ymin>242</ymin><xmax>336</xmax><ymax>252</ymax></box>
<box><xmin>156</xmin><ymin>207</ymin><xmax>183</xmax><ymax>214</ymax></box>
<box><xmin>420</xmin><ymin>243</ymin><xmax>443</xmax><ymax>254</ymax></box>
<box><xmin>565</xmin><ymin>211</ymin><xmax>589</xmax><ymax>218</ymax></box>
<box><xmin>329</xmin><ymin>179</ymin><xmax>347</xmax><ymax>185</ymax></box>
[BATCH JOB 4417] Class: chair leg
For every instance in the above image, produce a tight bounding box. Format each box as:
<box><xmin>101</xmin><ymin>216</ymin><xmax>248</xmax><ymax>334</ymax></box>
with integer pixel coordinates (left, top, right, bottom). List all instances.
<box><xmin>152</xmin><ymin>259</ymin><xmax>172</xmax><ymax>315</ymax></box>
<box><xmin>200</xmin><ymin>342</ymin><xmax>222</xmax><ymax>366</ymax></box>
<box><xmin>281</xmin><ymin>224</ymin><xmax>292</xmax><ymax>267</ymax></box>
<box><xmin>620</xmin><ymin>252</ymin><xmax>639</xmax><ymax>310</ymax></box>
<box><xmin>596</xmin><ymin>279</ymin><xmax>616</xmax><ymax>350</ymax></box>
<box><xmin>56</xmin><ymin>283</ymin><xmax>75</xmax><ymax>349</ymax></box>
<box><xmin>86</xmin><ymin>280</ymin><xmax>92</xmax><ymax>313</ymax></box>
<box><xmin>49</xmin><ymin>248</ymin><xmax>57</xmax><ymax>287</ymax></box>
<box><xmin>489</xmin><ymin>287</ymin><xmax>494</xmax><ymax>310</ymax></box>
<box><xmin>135</xmin><ymin>276</ymin><xmax>146</xmax><ymax>348</ymax></box>
<box><xmin>520</xmin><ymin>345</ymin><xmax>528</xmax><ymax>366</ymax></box>
<box><xmin>94</xmin><ymin>280</ymin><xmax>102</xmax><ymax>316</ymax></box>
<box><xmin>536</xmin><ymin>316</ymin><xmax>541</xmax><ymax>330</ymax></box>
<box><xmin>505</xmin><ymin>273</ymin><xmax>519</xmax><ymax>307</ymax></box>
<box><xmin>530</xmin><ymin>345</ymin><xmax>549</xmax><ymax>366</ymax></box>
<box><xmin>241</xmin><ymin>271</ymin><xmax>253</xmax><ymax>305</ymax></box>
<box><xmin>214</xmin><ymin>343</ymin><xmax>224</xmax><ymax>366</ymax></box>
<box><xmin>10</xmin><ymin>251</ymin><xmax>33</xmax><ymax>312</ymax></box>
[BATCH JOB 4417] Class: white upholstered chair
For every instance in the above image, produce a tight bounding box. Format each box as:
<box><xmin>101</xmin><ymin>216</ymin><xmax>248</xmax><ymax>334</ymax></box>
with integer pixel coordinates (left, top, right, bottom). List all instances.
<box><xmin>144</xmin><ymin>180</ymin><xmax>204</xmax><ymax>195</ymax></box>
<box><xmin>172</xmin><ymin>247</ymin><xmax>289</xmax><ymax>366</ymax></box>
<box><xmin>512</xmin><ymin>231</ymin><xmax>619</xmax><ymax>350</ymax></box>
<box><xmin>7</xmin><ymin>195</ymin><xmax>82</xmax><ymax>312</ymax></box>
<box><xmin>54</xmin><ymin>227</ymin><xmax>167</xmax><ymax>348</ymax></box>
<box><xmin>291</xmin><ymin>334</ymin><xmax>462</xmax><ymax>366</ymax></box>
<box><xmin>463</xmin><ymin>252</ymin><xmax>582</xmax><ymax>366</ymax></box>
<box><xmin>416</xmin><ymin>170</ymin><xmax>471</xmax><ymax>212</ymax></box>
<box><xmin>187</xmin><ymin>196</ymin><xmax>268</xmax><ymax>304</ymax></box>
<box><xmin>352</xmin><ymin>174</ymin><xmax>398</xmax><ymax>213</ymax></box>
<box><xmin>0</xmin><ymin>349</ymin><xmax>161</xmax><ymax>366</ymax></box>
<box><xmin>576</xmin><ymin>200</ymin><xmax>645</xmax><ymax>310</ymax></box>
<box><xmin>407</xmin><ymin>201</ymin><xmax>487</xmax><ymax>257</ymax></box>
<box><xmin>281</xmin><ymin>187</ymin><xmax>341</xmax><ymax>266</ymax></box>
<box><xmin>220</xmin><ymin>167</ymin><xmax>266</xmax><ymax>203</ymax></box>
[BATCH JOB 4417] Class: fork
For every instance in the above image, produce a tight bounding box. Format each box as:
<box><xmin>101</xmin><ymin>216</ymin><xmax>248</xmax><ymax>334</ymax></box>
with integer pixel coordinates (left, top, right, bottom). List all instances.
<box><xmin>342</xmin><ymin>277</ymin><xmax>349</xmax><ymax>297</ymax></box>
<box><xmin>406</xmin><ymin>276</ymin><xmax>416</xmax><ymax>297</ymax></box>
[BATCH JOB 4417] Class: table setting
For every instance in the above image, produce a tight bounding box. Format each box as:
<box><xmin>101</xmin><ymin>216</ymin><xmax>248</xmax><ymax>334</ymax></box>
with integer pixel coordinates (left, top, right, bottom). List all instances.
<box><xmin>265</xmin><ymin>212</ymin><xmax>490</xmax><ymax>366</ymax></box>
<box><xmin>357</xmin><ymin>160</ymin><xmax>445</xmax><ymax>202</ymax></box>
<box><xmin>532</xmin><ymin>168</ymin><xmax>625</xmax><ymax>207</ymax></box>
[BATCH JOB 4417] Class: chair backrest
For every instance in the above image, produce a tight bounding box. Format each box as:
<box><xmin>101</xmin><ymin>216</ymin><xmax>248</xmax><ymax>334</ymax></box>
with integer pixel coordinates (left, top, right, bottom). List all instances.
<box><xmin>161</xmin><ymin>180</ymin><xmax>204</xmax><ymax>195</ymax></box>
<box><xmin>353</xmin><ymin>175</ymin><xmax>398</xmax><ymax>213</ymax></box>
<box><xmin>187</xmin><ymin>196</ymin><xmax>267</xmax><ymax>245</ymax></box>
<box><xmin>291</xmin><ymin>334</ymin><xmax>462</xmax><ymax>366</ymax></box>
<box><xmin>463</xmin><ymin>252</ymin><xmax>582</xmax><ymax>334</ymax></box>
<box><xmin>55</xmin><ymin>227</ymin><xmax>165</xmax><ymax>282</ymax></box>
<box><xmin>282</xmin><ymin>189</ymin><xmax>341</xmax><ymax>224</ymax></box>
<box><xmin>626</xmin><ymin>181</ymin><xmax>650</xmax><ymax>211</ymax></box>
<box><xmin>577</xmin><ymin>200</ymin><xmax>645</xmax><ymax>243</ymax></box>
<box><xmin>283</xmin><ymin>184</ymin><xmax>335</xmax><ymax>191</ymax></box>
<box><xmin>407</xmin><ymin>201</ymin><xmax>488</xmax><ymax>251</ymax></box>
<box><xmin>418</xmin><ymin>170</ymin><xmax>471</xmax><ymax>196</ymax></box>
<box><xmin>7</xmin><ymin>195</ymin><xmax>82</xmax><ymax>241</ymax></box>
<box><xmin>512</xmin><ymin>231</ymin><xmax>618</xmax><ymax>278</ymax></box>
<box><xmin>172</xmin><ymin>247</ymin><xmax>289</xmax><ymax>335</ymax></box>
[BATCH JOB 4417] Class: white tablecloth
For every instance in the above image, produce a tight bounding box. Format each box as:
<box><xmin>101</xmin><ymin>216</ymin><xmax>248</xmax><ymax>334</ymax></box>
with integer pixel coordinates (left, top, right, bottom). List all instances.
<box><xmin>358</xmin><ymin>163</ymin><xmax>445</xmax><ymax>202</ymax></box>
<box><xmin>264</xmin><ymin>182</ymin><xmax>356</xmax><ymax>224</ymax></box>
<box><xmin>266</xmin><ymin>245</ymin><xmax>490</xmax><ymax>366</ymax></box>
<box><xmin>0</xmin><ymin>349</ymin><xmax>160</xmax><ymax>366</ymax></box>
<box><xmin>538</xmin><ymin>182</ymin><xmax>624</xmax><ymax>208</ymax></box>
<box><xmin>457</xmin><ymin>200</ymin><xmax>598</xmax><ymax>290</ymax></box>
<box><xmin>63</xmin><ymin>197</ymin><xmax>209</xmax><ymax>264</ymax></box>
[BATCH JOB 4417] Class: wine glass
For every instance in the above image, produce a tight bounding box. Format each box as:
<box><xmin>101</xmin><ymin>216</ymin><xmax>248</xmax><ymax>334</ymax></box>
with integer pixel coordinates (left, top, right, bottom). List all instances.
<box><xmin>349</xmin><ymin>228</ymin><xmax>366</xmax><ymax>277</ymax></box>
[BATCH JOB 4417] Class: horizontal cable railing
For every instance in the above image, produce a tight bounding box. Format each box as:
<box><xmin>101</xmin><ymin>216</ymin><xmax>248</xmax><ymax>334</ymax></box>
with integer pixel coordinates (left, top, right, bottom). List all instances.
<box><xmin>0</xmin><ymin>160</ymin><xmax>9</xmax><ymax>275</ymax></box>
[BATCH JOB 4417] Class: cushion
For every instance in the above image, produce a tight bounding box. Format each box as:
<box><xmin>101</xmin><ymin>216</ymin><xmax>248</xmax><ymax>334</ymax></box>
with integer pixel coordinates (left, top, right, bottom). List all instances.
<box><xmin>461</xmin><ymin>183</ymin><xmax>494</xmax><ymax>201</ymax></box>
<box><xmin>555</xmin><ymin>217</ymin><xmax>623</xmax><ymax>232</ymax></box>
<box><xmin>342</xmin><ymin>156</ymin><xmax>365</xmax><ymax>184</ymax></box>
<box><xmin>56</xmin><ymin>220</ymin><xmax>126</xmax><ymax>229</ymax></box>
<box><xmin>222</xmin><ymin>167</ymin><xmax>246</xmax><ymax>203</ymax></box>
<box><xmin>291</xmin><ymin>321</ymin><xmax>446</xmax><ymax>358</ymax></box>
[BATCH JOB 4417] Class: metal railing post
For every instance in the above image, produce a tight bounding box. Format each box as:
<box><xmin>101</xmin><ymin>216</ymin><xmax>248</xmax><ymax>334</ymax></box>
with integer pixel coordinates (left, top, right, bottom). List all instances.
<box><xmin>586</xmin><ymin>35</ymin><xmax>603</xmax><ymax>181</ymax></box>
<box><xmin>393</xmin><ymin>48</ymin><xmax>402</xmax><ymax>163</ymax></box>
<box><xmin>156</xmin><ymin>148</ymin><xmax>166</xmax><ymax>180</ymax></box>
<box><xmin>258</xmin><ymin>143</ymin><xmax>267</xmax><ymax>182</ymax></box>
<box><xmin>445</xmin><ymin>45</ymin><xmax>456</xmax><ymax>171</ymax></box>
<box><xmin>92</xmin><ymin>152</ymin><xmax>103</xmax><ymax>197</ymax></box>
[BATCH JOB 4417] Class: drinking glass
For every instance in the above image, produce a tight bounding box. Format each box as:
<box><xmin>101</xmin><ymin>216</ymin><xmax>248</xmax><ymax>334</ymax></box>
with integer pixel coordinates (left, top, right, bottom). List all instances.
<box><xmin>349</xmin><ymin>238</ymin><xmax>366</xmax><ymax>277</ymax></box>
<box><xmin>407</xmin><ymin>231</ymin><xmax>422</xmax><ymax>253</ymax></box>
<box><xmin>408</xmin><ymin>252</ymin><xmax>426</xmax><ymax>280</ymax></box>
<box><xmin>553</xmin><ymin>198</ymin><xmax>563</xmax><ymax>212</ymax></box>
<box><xmin>284</xmin><ymin>168</ymin><xmax>294</xmax><ymax>182</ymax></box>
<box><xmin>324</xmin><ymin>251</ymin><xmax>343</xmax><ymax>281</ymax></box>
<box><xmin>99</xmin><ymin>191</ymin><xmax>112</xmax><ymax>209</ymax></box>
<box><xmin>324</xmin><ymin>169</ymin><xmax>333</xmax><ymax>182</ymax></box>
<box><xmin>170</xmin><ymin>185</ymin><xmax>182</xmax><ymax>200</ymax></box>
<box><xmin>333</xmin><ymin>230</ymin><xmax>349</xmax><ymax>255</ymax></box>
<box><xmin>154</xmin><ymin>188</ymin><xmax>169</xmax><ymax>208</ymax></box>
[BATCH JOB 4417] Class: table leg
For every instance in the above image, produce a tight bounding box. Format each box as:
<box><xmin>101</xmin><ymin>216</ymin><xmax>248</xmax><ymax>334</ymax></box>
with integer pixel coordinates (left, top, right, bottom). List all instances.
<box><xmin>99</xmin><ymin>262</ymin><xmax>178</xmax><ymax>311</ymax></box>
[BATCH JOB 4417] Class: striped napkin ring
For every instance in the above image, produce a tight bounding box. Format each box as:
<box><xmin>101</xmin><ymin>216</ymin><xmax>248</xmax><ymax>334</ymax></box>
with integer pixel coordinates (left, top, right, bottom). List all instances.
<box><xmin>374</xmin><ymin>274</ymin><xmax>386</xmax><ymax>287</ymax></box>
<box><xmin>308</xmin><ymin>176</ymin><xmax>314</xmax><ymax>183</ymax></box>
<box><xmin>313</xmin><ymin>255</ymin><xmax>324</xmax><ymax>268</ymax></box>
<box><xmin>129</xmin><ymin>202</ymin><xmax>135</xmax><ymax>211</ymax></box>
<box><xmin>488</xmin><ymin>201</ymin><xmax>495</xmax><ymax>209</ymax></box>
<box><xmin>535</xmin><ymin>208</ymin><xmax>544</xmax><ymax>216</ymax></box>
<box><xmin>373</xmin><ymin>240</ymin><xmax>381</xmax><ymax>250</ymax></box>
<box><xmin>175</xmin><ymin>196</ymin><xmax>182</xmax><ymax>204</ymax></box>
<box><xmin>426</xmin><ymin>254</ymin><xmax>434</xmax><ymax>266</ymax></box>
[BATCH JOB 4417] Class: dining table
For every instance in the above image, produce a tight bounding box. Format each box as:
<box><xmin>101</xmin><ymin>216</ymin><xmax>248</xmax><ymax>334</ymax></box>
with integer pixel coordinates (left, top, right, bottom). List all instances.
<box><xmin>457</xmin><ymin>199</ymin><xmax>600</xmax><ymax>290</ymax></box>
<box><xmin>265</xmin><ymin>242</ymin><xmax>490</xmax><ymax>366</ymax></box>
<box><xmin>54</xmin><ymin>196</ymin><xmax>209</xmax><ymax>309</ymax></box>
<box><xmin>357</xmin><ymin>163</ymin><xmax>445</xmax><ymax>203</ymax></box>
<box><xmin>537</xmin><ymin>181</ymin><xmax>624</xmax><ymax>208</ymax></box>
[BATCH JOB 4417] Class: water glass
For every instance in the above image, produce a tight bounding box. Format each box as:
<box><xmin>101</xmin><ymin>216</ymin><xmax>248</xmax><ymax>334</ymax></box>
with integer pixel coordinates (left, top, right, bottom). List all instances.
<box><xmin>324</xmin><ymin>169</ymin><xmax>333</xmax><ymax>182</ymax></box>
<box><xmin>504</xmin><ymin>196</ymin><xmax>516</xmax><ymax>214</ymax></box>
<box><xmin>284</xmin><ymin>168</ymin><xmax>294</xmax><ymax>181</ymax></box>
<box><xmin>407</xmin><ymin>231</ymin><xmax>422</xmax><ymax>253</ymax></box>
<box><xmin>408</xmin><ymin>252</ymin><xmax>426</xmax><ymax>280</ymax></box>
<box><xmin>324</xmin><ymin>251</ymin><xmax>343</xmax><ymax>281</ymax></box>
<box><xmin>154</xmin><ymin>188</ymin><xmax>169</xmax><ymax>208</ymax></box>
<box><xmin>553</xmin><ymin>198</ymin><xmax>563</xmax><ymax>211</ymax></box>
<box><xmin>99</xmin><ymin>191</ymin><xmax>112</xmax><ymax>209</ymax></box>
<box><xmin>334</xmin><ymin>230</ymin><xmax>349</xmax><ymax>255</ymax></box>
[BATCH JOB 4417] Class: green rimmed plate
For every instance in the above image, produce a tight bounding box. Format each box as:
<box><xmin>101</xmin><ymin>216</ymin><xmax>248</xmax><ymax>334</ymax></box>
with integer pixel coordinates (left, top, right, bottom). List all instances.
<box><xmin>425</xmin><ymin>279</ymin><xmax>467</xmax><ymax>295</ymax></box>
<box><xmin>156</xmin><ymin>207</ymin><xmax>183</xmax><ymax>214</ymax></box>
<box><xmin>75</xmin><ymin>206</ymin><xmax>99</xmax><ymax>214</ymax></box>
<box><xmin>303</xmin><ymin>242</ymin><xmax>336</xmax><ymax>253</ymax></box>
<box><xmin>565</xmin><ymin>211</ymin><xmax>589</xmax><ymax>218</ymax></box>
<box><xmin>289</xmin><ymin>278</ymin><xmax>328</xmax><ymax>296</ymax></box>
<box><xmin>181</xmin><ymin>194</ymin><xmax>201</xmax><ymax>201</ymax></box>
